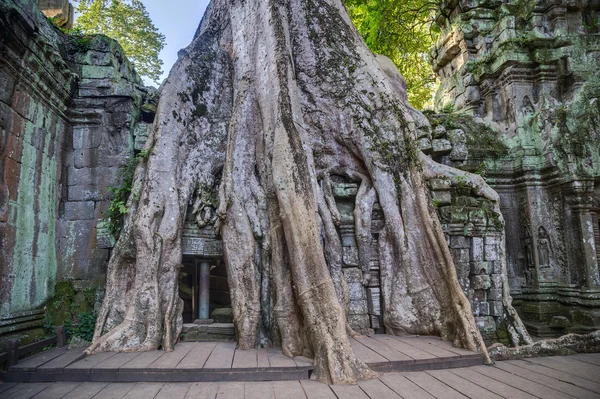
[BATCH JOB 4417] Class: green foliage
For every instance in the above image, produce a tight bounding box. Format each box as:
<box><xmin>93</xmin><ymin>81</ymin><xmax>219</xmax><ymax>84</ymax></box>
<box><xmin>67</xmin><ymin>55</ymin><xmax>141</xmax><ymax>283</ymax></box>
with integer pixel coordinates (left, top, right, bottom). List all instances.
<box><xmin>73</xmin><ymin>312</ymin><xmax>97</xmax><ymax>342</ymax></box>
<box><xmin>74</xmin><ymin>0</ymin><xmax>166</xmax><ymax>82</ymax></box>
<box><xmin>104</xmin><ymin>150</ymin><xmax>150</xmax><ymax>236</ymax></box>
<box><xmin>343</xmin><ymin>0</ymin><xmax>439</xmax><ymax>109</ymax></box>
<box><xmin>45</xmin><ymin>281</ymin><xmax>99</xmax><ymax>342</ymax></box>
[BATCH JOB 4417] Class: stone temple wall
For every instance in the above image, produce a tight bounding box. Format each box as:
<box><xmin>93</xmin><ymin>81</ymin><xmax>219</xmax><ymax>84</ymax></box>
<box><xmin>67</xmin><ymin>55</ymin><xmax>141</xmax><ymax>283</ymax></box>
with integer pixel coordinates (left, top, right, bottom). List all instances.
<box><xmin>0</xmin><ymin>0</ymin><xmax>153</xmax><ymax>348</ymax></box>
<box><xmin>430</xmin><ymin>0</ymin><xmax>600</xmax><ymax>336</ymax></box>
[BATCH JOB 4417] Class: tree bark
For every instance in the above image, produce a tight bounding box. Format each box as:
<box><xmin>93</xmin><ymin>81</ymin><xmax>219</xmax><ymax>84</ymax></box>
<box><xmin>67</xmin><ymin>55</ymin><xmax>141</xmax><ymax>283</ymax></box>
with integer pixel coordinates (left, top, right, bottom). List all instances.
<box><xmin>88</xmin><ymin>0</ymin><xmax>529</xmax><ymax>383</ymax></box>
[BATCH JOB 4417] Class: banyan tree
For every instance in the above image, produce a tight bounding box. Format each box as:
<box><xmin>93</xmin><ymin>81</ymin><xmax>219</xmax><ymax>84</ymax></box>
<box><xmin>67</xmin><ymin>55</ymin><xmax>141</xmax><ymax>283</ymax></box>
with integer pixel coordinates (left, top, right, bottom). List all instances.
<box><xmin>87</xmin><ymin>0</ymin><xmax>531</xmax><ymax>383</ymax></box>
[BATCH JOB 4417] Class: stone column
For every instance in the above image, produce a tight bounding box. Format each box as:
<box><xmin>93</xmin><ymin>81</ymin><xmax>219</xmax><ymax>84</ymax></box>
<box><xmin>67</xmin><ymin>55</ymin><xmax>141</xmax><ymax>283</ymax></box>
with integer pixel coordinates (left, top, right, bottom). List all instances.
<box><xmin>578</xmin><ymin>210</ymin><xmax>600</xmax><ymax>288</ymax></box>
<box><xmin>198</xmin><ymin>260</ymin><xmax>211</xmax><ymax>320</ymax></box>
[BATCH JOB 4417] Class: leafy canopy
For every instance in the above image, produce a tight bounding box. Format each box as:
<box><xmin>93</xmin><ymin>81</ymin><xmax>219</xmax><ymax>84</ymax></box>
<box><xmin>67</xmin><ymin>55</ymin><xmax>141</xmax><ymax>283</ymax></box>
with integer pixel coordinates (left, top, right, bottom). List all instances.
<box><xmin>344</xmin><ymin>0</ymin><xmax>439</xmax><ymax>109</ymax></box>
<box><xmin>75</xmin><ymin>0</ymin><xmax>166</xmax><ymax>82</ymax></box>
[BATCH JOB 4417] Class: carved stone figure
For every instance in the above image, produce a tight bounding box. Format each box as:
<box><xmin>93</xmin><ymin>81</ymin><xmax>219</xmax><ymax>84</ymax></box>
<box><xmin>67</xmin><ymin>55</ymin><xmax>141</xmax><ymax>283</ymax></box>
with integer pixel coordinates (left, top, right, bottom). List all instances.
<box><xmin>538</xmin><ymin>226</ymin><xmax>551</xmax><ymax>269</ymax></box>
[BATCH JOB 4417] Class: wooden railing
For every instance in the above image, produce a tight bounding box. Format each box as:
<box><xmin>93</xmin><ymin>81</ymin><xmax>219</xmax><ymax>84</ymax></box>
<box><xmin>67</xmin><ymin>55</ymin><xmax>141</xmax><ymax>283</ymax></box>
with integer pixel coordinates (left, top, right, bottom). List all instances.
<box><xmin>0</xmin><ymin>326</ymin><xmax>66</xmax><ymax>370</ymax></box>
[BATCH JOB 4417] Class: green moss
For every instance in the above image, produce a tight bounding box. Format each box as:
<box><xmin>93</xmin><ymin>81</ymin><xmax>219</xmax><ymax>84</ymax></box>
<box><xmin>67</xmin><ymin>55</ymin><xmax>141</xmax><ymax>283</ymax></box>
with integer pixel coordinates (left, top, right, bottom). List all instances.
<box><xmin>45</xmin><ymin>281</ymin><xmax>98</xmax><ymax>342</ymax></box>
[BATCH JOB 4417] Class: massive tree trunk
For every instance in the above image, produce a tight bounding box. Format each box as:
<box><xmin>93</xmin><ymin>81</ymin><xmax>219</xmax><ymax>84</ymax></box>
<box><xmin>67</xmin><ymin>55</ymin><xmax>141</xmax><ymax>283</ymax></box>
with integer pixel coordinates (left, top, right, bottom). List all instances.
<box><xmin>87</xmin><ymin>0</ymin><xmax>529</xmax><ymax>383</ymax></box>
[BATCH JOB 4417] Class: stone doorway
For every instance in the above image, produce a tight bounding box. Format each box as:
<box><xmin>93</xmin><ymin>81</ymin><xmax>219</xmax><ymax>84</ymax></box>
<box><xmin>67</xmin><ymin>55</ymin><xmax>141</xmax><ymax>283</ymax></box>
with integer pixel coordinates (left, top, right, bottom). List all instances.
<box><xmin>179</xmin><ymin>256</ymin><xmax>235</xmax><ymax>341</ymax></box>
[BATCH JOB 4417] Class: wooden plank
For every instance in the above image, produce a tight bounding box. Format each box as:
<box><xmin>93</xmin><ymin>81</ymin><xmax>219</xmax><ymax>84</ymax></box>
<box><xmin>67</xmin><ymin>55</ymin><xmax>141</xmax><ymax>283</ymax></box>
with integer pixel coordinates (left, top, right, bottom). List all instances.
<box><xmin>358</xmin><ymin>378</ymin><xmax>402</xmax><ymax>398</ymax></box>
<box><xmin>420</xmin><ymin>337</ymin><xmax>476</xmax><ymax>356</ymax></box>
<box><xmin>354</xmin><ymin>336</ymin><xmax>412</xmax><ymax>362</ymax></box>
<box><xmin>293</xmin><ymin>356</ymin><xmax>313</xmax><ymax>369</ymax></box>
<box><xmin>273</xmin><ymin>381</ymin><xmax>305</xmax><ymax>399</ymax></box>
<box><xmin>122</xmin><ymin>382</ymin><xmax>164</xmax><ymax>399</ymax></box>
<box><xmin>329</xmin><ymin>384</ymin><xmax>370</xmax><ymax>399</ymax></box>
<box><xmin>245</xmin><ymin>381</ymin><xmax>275</xmax><ymax>399</ymax></box>
<box><xmin>449</xmin><ymin>367</ymin><xmax>537</xmax><ymax>399</ymax></box>
<box><xmin>215</xmin><ymin>382</ymin><xmax>245</xmax><ymax>398</ymax></box>
<box><xmin>2</xmin><ymin>383</ymin><xmax>51</xmax><ymax>399</ymax></box>
<box><xmin>203</xmin><ymin>342</ymin><xmax>236</xmax><ymax>370</ymax></box>
<box><xmin>93</xmin><ymin>383</ymin><xmax>136</xmax><ymax>399</ymax></box>
<box><xmin>526</xmin><ymin>356</ymin><xmax>600</xmax><ymax>382</ymax></box>
<box><xmin>37</xmin><ymin>349</ymin><xmax>86</xmax><ymax>370</ymax></box>
<box><xmin>379</xmin><ymin>374</ymin><xmax>435</xmax><ymax>399</ymax></box>
<box><xmin>570</xmin><ymin>353</ymin><xmax>600</xmax><ymax>367</ymax></box>
<box><xmin>147</xmin><ymin>343</ymin><xmax>195</xmax><ymax>371</ymax></box>
<box><xmin>350</xmin><ymin>338</ymin><xmax>389</xmax><ymax>366</ymax></box>
<box><xmin>497</xmin><ymin>360</ymin><xmax>600</xmax><ymax>398</ymax></box>
<box><xmin>10</xmin><ymin>347</ymin><xmax>68</xmax><ymax>371</ymax></box>
<box><xmin>61</xmin><ymin>382</ymin><xmax>108</xmax><ymax>399</ymax></box>
<box><xmin>0</xmin><ymin>382</ymin><xmax>19</xmax><ymax>395</ymax></box>
<box><xmin>66</xmin><ymin>352</ymin><xmax>116</xmax><ymax>371</ymax></box>
<box><xmin>184</xmin><ymin>382</ymin><xmax>219</xmax><ymax>398</ymax></box>
<box><xmin>31</xmin><ymin>382</ymin><xmax>80</xmax><ymax>398</ymax></box>
<box><xmin>93</xmin><ymin>352</ymin><xmax>141</xmax><ymax>371</ymax></box>
<box><xmin>267</xmin><ymin>348</ymin><xmax>297</xmax><ymax>368</ymax></box>
<box><xmin>372</xmin><ymin>335</ymin><xmax>432</xmax><ymax>360</ymax></box>
<box><xmin>426</xmin><ymin>369</ymin><xmax>502</xmax><ymax>399</ymax></box>
<box><xmin>176</xmin><ymin>342</ymin><xmax>215</xmax><ymax>370</ymax></box>
<box><xmin>257</xmin><ymin>348</ymin><xmax>270</xmax><ymax>368</ymax></box>
<box><xmin>300</xmin><ymin>380</ymin><xmax>337</xmax><ymax>399</ymax></box>
<box><xmin>507</xmin><ymin>359</ymin><xmax>600</xmax><ymax>394</ymax></box>
<box><xmin>154</xmin><ymin>383</ymin><xmax>192</xmax><ymax>399</ymax></box>
<box><xmin>470</xmin><ymin>365</ymin><xmax>570</xmax><ymax>399</ymax></box>
<box><xmin>405</xmin><ymin>371</ymin><xmax>468</xmax><ymax>399</ymax></box>
<box><xmin>232</xmin><ymin>348</ymin><xmax>257</xmax><ymax>369</ymax></box>
<box><xmin>398</xmin><ymin>337</ymin><xmax>460</xmax><ymax>359</ymax></box>
<box><xmin>120</xmin><ymin>350</ymin><xmax>165</xmax><ymax>370</ymax></box>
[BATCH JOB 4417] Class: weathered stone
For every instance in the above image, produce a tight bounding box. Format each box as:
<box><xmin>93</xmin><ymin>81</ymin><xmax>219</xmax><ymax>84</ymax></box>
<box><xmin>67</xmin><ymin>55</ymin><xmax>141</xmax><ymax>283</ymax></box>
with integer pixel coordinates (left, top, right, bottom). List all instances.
<box><xmin>431</xmin><ymin>139</ymin><xmax>452</xmax><ymax>154</ymax></box>
<box><xmin>366</xmin><ymin>288</ymin><xmax>381</xmax><ymax>315</ymax></box>
<box><xmin>489</xmin><ymin>301</ymin><xmax>504</xmax><ymax>317</ymax></box>
<box><xmin>64</xmin><ymin>201</ymin><xmax>95</xmax><ymax>221</ymax></box>
<box><xmin>470</xmin><ymin>237</ymin><xmax>484</xmax><ymax>261</ymax></box>
<box><xmin>68</xmin><ymin>336</ymin><xmax>91</xmax><ymax>349</ymax></box>
<box><xmin>472</xmin><ymin>274</ymin><xmax>491</xmax><ymax>290</ymax></box>
<box><xmin>431</xmin><ymin>190</ymin><xmax>452</xmax><ymax>205</ymax></box>
<box><xmin>342</xmin><ymin>246</ymin><xmax>359</xmax><ymax>266</ymax></box>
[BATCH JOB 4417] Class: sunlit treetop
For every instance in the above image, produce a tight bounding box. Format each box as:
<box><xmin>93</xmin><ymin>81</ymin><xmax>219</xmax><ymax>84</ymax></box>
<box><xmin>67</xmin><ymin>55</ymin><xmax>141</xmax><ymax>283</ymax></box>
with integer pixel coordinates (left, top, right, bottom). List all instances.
<box><xmin>75</xmin><ymin>0</ymin><xmax>166</xmax><ymax>83</ymax></box>
<box><xmin>344</xmin><ymin>0</ymin><xmax>440</xmax><ymax>110</ymax></box>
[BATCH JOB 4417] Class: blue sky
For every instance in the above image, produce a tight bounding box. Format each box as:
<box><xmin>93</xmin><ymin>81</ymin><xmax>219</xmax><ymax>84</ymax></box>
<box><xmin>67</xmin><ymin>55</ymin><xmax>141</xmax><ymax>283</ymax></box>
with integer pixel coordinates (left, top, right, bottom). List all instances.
<box><xmin>142</xmin><ymin>0</ymin><xmax>211</xmax><ymax>85</ymax></box>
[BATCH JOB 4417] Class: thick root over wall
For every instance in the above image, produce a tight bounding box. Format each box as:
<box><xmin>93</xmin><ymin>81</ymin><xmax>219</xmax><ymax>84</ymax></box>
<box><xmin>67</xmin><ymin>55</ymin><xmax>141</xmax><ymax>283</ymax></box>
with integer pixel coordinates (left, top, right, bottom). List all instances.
<box><xmin>89</xmin><ymin>0</ymin><xmax>530</xmax><ymax>383</ymax></box>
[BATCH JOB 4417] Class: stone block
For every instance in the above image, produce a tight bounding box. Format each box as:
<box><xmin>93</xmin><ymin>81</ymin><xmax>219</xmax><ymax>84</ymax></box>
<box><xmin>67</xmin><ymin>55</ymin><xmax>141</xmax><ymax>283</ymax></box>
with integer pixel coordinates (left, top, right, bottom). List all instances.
<box><xmin>490</xmin><ymin>274</ymin><xmax>503</xmax><ymax>289</ymax></box>
<box><xmin>488</xmin><ymin>301</ymin><xmax>504</xmax><ymax>317</ymax></box>
<box><xmin>342</xmin><ymin>246</ymin><xmax>359</xmax><ymax>266</ymax></box>
<box><xmin>491</xmin><ymin>261</ymin><xmax>502</xmax><ymax>274</ymax></box>
<box><xmin>348</xmin><ymin>314</ymin><xmax>370</xmax><ymax>334</ymax></box>
<box><xmin>433</xmin><ymin>124</ymin><xmax>446</xmax><ymax>138</ymax></box>
<box><xmin>418</xmin><ymin>138</ymin><xmax>432</xmax><ymax>152</ymax></box>
<box><xmin>470</xmin><ymin>261</ymin><xmax>489</xmax><ymax>275</ymax></box>
<box><xmin>451</xmin><ymin>248</ymin><xmax>470</xmax><ymax>263</ymax></box>
<box><xmin>64</xmin><ymin>201</ymin><xmax>95</xmax><ymax>220</ymax></box>
<box><xmin>68</xmin><ymin>184</ymin><xmax>101</xmax><ymax>201</ymax></box>
<box><xmin>343</xmin><ymin>267</ymin><xmax>363</xmax><ymax>284</ymax></box>
<box><xmin>73</xmin><ymin>126</ymin><xmax>102</xmax><ymax>150</ymax></box>
<box><xmin>454</xmin><ymin>262</ymin><xmax>470</xmax><ymax>282</ymax></box>
<box><xmin>470</xmin><ymin>236</ymin><xmax>484</xmax><ymax>261</ymax></box>
<box><xmin>450</xmin><ymin>235</ymin><xmax>470</xmax><ymax>249</ymax></box>
<box><xmin>366</xmin><ymin>288</ymin><xmax>381</xmax><ymax>315</ymax></box>
<box><xmin>74</xmin><ymin>148</ymin><xmax>100</xmax><ymax>169</ymax></box>
<box><xmin>0</xmin><ymin>70</ymin><xmax>15</xmax><ymax>104</ymax></box>
<box><xmin>431</xmin><ymin>139</ymin><xmax>452</xmax><ymax>153</ymax></box>
<box><xmin>370</xmin><ymin>314</ymin><xmax>381</xmax><ymax>329</ymax></box>
<box><xmin>487</xmin><ymin>288</ymin><xmax>502</xmax><ymax>301</ymax></box>
<box><xmin>447</xmin><ymin>129</ymin><xmax>466</xmax><ymax>144</ymax></box>
<box><xmin>349</xmin><ymin>299</ymin><xmax>368</xmax><ymax>315</ymax></box>
<box><xmin>475</xmin><ymin>316</ymin><xmax>496</xmax><ymax>332</ymax></box>
<box><xmin>550</xmin><ymin>316</ymin><xmax>571</xmax><ymax>328</ymax></box>
<box><xmin>471</xmin><ymin>274</ymin><xmax>491</xmax><ymax>290</ymax></box>
<box><xmin>473</xmin><ymin>301</ymin><xmax>490</xmax><ymax>316</ymax></box>
<box><xmin>449</xmin><ymin>143</ymin><xmax>468</xmax><ymax>161</ymax></box>
<box><xmin>81</xmin><ymin>65</ymin><xmax>122</xmax><ymax>80</ymax></box>
<box><xmin>484</xmin><ymin>243</ymin><xmax>499</xmax><ymax>261</ymax></box>
<box><xmin>431</xmin><ymin>190</ymin><xmax>451</xmax><ymax>205</ymax></box>
<box><xmin>348</xmin><ymin>282</ymin><xmax>365</xmax><ymax>302</ymax></box>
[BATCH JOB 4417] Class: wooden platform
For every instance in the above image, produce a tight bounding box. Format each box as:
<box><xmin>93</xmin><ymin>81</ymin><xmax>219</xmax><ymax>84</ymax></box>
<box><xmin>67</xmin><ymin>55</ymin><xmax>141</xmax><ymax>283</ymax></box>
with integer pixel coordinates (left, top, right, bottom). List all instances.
<box><xmin>0</xmin><ymin>335</ymin><xmax>483</xmax><ymax>383</ymax></box>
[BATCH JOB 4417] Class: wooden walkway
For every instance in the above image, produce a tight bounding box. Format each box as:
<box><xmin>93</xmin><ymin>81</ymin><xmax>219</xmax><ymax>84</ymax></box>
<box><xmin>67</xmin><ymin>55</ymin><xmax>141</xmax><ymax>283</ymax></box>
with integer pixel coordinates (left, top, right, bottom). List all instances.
<box><xmin>1</xmin><ymin>353</ymin><xmax>599</xmax><ymax>398</ymax></box>
<box><xmin>1</xmin><ymin>335</ymin><xmax>482</xmax><ymax>383</ymax></box>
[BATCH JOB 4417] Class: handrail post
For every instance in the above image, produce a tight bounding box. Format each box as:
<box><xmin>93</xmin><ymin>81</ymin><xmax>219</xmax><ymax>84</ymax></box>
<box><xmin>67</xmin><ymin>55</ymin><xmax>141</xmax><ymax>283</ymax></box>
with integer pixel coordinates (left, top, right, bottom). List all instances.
<box><xmin>55</xmin><ymin>326</ymin><xmax>66</xmax><ymax>347</ymax></box>
<box><xmin>7</xmin><ymin>338</ymin><xmax>20</xmax><ymax>367</ymax></box>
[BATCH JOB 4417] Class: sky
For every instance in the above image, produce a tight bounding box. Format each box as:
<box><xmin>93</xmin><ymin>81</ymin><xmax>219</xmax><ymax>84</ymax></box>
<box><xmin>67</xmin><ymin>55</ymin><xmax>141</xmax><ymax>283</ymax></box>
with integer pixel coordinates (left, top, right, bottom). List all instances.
<box><xmin>141</xmin><ymin>0</ymin><xmax>211</xmax><ymax>85</ymax></box>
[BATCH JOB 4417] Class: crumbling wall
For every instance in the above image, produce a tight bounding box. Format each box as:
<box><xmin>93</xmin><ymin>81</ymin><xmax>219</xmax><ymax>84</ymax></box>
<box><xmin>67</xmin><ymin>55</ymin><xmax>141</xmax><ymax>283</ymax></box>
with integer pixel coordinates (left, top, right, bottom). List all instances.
<box><xmin>430</xmin><ymin>0</ymin><xmax>600</xmax><ymax>336</ymax></box>
<box><xmin>0</xmin><ymin>0</ymin><xmax>153</xmax><ymax>348</ymax></box>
